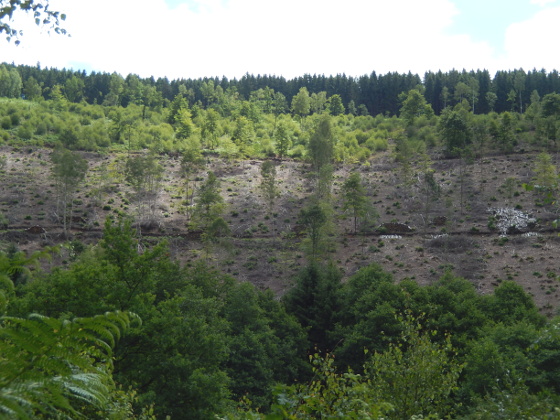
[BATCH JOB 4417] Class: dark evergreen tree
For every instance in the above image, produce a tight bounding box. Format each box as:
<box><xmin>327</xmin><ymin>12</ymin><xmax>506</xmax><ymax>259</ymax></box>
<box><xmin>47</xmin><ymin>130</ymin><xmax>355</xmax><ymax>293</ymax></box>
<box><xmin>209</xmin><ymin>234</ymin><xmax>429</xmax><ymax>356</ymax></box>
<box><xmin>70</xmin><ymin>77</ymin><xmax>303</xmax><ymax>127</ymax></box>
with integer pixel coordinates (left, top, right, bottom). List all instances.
<box><xmin>282</xmin><ymin>263</ymin><xmax>342</xmax><ymax>353</ymax></box>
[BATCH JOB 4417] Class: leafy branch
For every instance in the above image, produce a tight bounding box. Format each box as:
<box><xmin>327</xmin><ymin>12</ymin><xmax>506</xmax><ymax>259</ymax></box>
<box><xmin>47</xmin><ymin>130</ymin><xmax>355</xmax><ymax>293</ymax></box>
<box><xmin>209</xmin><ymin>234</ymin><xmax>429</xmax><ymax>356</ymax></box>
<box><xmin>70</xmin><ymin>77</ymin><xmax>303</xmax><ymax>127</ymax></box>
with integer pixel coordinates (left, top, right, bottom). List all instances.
<box><xmin>0</xmin><ymin>0</ymin><xmax>67</xmax><ymax>45</ymax></box>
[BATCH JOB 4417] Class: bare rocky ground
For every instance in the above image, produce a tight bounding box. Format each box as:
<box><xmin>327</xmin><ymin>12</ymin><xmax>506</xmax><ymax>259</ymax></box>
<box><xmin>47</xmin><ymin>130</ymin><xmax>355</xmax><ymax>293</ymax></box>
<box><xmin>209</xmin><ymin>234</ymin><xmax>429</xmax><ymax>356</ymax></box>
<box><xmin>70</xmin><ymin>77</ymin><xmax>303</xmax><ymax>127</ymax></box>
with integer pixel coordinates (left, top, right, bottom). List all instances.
<box><xmin>1</xmin><ymin>144</ymin><xmax>560</xmax><ymax>317</ymax></box>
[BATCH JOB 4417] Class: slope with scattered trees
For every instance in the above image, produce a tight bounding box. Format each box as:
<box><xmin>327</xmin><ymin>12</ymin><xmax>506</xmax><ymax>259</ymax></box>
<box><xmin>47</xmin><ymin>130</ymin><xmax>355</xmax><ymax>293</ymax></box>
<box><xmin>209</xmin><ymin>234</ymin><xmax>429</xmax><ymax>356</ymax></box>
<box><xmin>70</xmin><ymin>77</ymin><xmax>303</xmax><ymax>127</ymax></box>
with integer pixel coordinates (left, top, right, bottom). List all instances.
<box><xmin>2</xmin><ymin>58</ymin><xmax>560</xmax><ymax>418</ymax></box>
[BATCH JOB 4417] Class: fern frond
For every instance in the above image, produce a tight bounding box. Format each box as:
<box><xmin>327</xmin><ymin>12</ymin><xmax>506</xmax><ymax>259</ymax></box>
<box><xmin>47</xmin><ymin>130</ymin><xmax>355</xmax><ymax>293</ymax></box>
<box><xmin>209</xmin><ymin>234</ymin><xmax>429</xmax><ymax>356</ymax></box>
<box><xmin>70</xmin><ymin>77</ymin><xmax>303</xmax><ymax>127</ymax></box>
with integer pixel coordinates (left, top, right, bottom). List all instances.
<box><xmin>0</xmin><ymin>389</ymin><xmax>35</xmax><ymax>419</ymax></box>
<box><xmin>0</xmin><ymin>274</ymin><xmax>14</xmax><ymax>294</ymax></box>
<box><xmin>56</xmin><ymin>371</ymin><xmax>112</xmax><ymax>407</ymax></box>
<box><xmin>0</xmin><ymin>310</ymin><xmax>139</xmax><ymax>418</ymax></box>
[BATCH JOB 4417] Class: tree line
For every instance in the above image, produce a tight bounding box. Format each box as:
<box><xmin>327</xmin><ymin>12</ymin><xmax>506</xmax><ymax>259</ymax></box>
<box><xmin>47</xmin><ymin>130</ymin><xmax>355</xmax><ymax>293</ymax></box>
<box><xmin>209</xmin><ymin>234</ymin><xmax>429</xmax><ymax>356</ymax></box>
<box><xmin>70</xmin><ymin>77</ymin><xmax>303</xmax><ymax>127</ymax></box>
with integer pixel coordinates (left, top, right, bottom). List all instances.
<box><xmin>3</xmin><ymin>63</ymin><xmax>560</xmax><ymax>116</ymax></box>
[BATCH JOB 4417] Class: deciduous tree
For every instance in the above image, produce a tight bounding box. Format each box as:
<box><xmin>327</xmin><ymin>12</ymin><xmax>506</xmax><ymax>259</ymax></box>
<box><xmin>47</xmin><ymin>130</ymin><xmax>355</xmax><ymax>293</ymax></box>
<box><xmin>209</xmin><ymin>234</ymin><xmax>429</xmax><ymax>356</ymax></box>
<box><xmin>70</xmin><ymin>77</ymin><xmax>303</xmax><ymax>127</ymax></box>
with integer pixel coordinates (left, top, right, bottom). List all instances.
<box><xmin>260</xmin><ymin>160</ymin><xmax>279</xmax><ymax>212</ymax></box>
<box><xmin>180</xmin><ymin>143</ymin><xmax>205</xmax><ymax>219</ymax></box>
<box><xmin>310</xmin><ymin>91</ymin><xmax>327</xmax><ymax>114</ymax></box>
<box><xmin>274</xmin><ymin>120</ymin><xmax>291</xmax><ymax>158</ymax></box>
<box><xmin>493</xmin><ymin>111</ymin><xmax>516</xmax><ymax>154</ymax></box>
<box><xmin>291</xmin><ymin>87</ymin><xmax>310</xmax><ymax>125</ymax></box>
<box><xmin>342</xmin><ymin>172</ymin><xmax>368</xmax><ymax>233</ymax></box>
<box><xmin>439</xmin><ymin>107</ymin><xmax>470</xmax><ymax>156</ymax></box>
<box><xmin>366</xmin><ymin>314</ymin><xmax>463</xmax><ymax>419</ymax></box>
<box><xmin>175</xmin><ymin>107</ymin><xmax>195</xmax><ymax>139</ymax></box>
<box><xmin>328</xmin><ymin>93</ymin><xmax>345</xmax><ymax>116</ymax></box>
<box><xmin>0</xmin><ymin>65</ymin><xmax>21</xmax><ymax>98</ymax></box>
<box><xmin>23</xmin><ymin>76</ymin><xmax>41</xmax><ymax>100</ymax></box>
<box><xmin>231</xmin><ymin>115</ymin><xmax>254</xmax><ymax>154</ymax></box>
<box><xmin>124</xmin><ymin>153</ymin><xmax>164</xmax><ymax>228</ymax></box>
<box><xmin>485</xmin><ymin>91</ymin><xmax>498</xmax><ymax>112</ymax></box>
<box><xmin>201</xmin><ymin>108</ymin><xmax>220</xmax><ymax>149</ymax></box>
<box><xmin>192</xmin><ymin>171</ymin><xmax>225</xmax><ymax>230</ymax></box>
<box><xmin>299</xmin><ymin>202</ymin><xmax>329</xmax><ymax>261</ymax></box>
<box><xmin>64</xmin><ymin>75</ymin><xmax>84</xmax><ymax>103</ymax></box>
<box><xmin>308</xmin><ymin>114</ymin><xmax>335</xmax><ymax>171</ymax></box>
<box><xmin>51</xmin><ymin>148</ymin><xmax>88</xmax><ymax>236</ymax></box>
<box><xmin>399</xmin><ymin>88</ymin><xmax>433</xmax><ymax>126</ymax></box>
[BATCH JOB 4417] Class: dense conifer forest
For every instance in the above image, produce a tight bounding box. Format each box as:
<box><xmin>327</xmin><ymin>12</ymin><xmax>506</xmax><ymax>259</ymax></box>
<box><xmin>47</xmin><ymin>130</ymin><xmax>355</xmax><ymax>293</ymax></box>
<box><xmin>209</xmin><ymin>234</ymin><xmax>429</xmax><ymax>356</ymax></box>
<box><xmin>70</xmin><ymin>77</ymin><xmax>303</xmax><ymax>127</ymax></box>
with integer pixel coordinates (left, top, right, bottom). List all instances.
<box><xmin>7</xmin><ymin>63</ymin><xmax>560</xmax><ymax>116</ymax></box>
<box><xmin>2</xmin><ymin>60</ymin><xmax>560</xmax><ymax>419</ymax></box>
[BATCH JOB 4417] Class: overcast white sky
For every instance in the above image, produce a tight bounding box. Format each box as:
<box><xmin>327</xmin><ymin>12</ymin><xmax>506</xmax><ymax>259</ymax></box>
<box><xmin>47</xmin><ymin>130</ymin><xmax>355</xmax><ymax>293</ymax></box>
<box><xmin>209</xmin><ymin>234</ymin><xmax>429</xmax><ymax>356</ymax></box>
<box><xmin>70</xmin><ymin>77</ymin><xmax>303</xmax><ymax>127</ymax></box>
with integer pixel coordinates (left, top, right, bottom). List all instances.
<box><xmin>1</xmin><ymin>0</ymin><xmax>559</xmax><ymax>80</ymax></box>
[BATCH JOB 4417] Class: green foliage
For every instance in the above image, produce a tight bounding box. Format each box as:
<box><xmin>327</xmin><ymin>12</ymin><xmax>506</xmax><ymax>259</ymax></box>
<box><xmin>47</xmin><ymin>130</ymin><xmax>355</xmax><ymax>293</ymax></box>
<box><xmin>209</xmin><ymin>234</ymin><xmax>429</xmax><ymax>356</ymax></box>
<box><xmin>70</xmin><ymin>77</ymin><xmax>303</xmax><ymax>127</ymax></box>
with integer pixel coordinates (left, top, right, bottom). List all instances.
<box><xmin>439</xmin><ymin>107</ymin><xmax>470</xmax><ymax>155</ymax></box>
<box><xmin>51</xmin><ymin>148</ymin><xmax>88</xmax><ymax>190</ymax></box>
<box><xmin>531</xmin><ymin>152</ymin><xmax>559</xmax><ymax>202</ymax></box>
<box><xmin>224</xmin><ymin>316</ymin><xmax>464</xmax><ymax>420</ymax></box>
<box><xmin>283</xmin><ymin>263</ymin><xmax>341</xmax><ymax>352</ymax></box>
<box><xmin>271</xmin><ymin>353</ymin><xmax>391</xmax><ymax>419</ymax></box>
<box><xmin>310</xmin><ymin>91</ymin><xmax>328</xmax><ymax>115</ymax></box>
<box><xmin>201</xmin><ymin>108</ymin><xmax>220</xmax><ymax>149</ymax></box>
<box><xmin>12</xmin><ymin>223</ymin><xmax>232</xmax><ymax>418</ymax></box>
<box><xmin>203</xmin><ymin>216</ymin><xmax>231</xmax><ymax>252</ymax></box>
<box><xmin>231</xmin><ymin>115</ymin><xmax>255</xmax><ymax>155</ymax></box>
<box><xmin>51</xmin><ymin>147</ymin><xmax>88</xmax><ymax>234</ymax></box>
<box><xmin>99</xmin><ymin>218</ymin><xmax>172</xmax><ymax>307</ymax></box>
<box><xmin>0</xmin><ymin>65</ymin><xmax>22</xmax><ymax>98</ymax></box>
<box><xmin>291</xmin><ymin>87</ymin><xmax>311</xmax><ymax>121</ymax></box>
<box><xmin>0</xmin><ymin>310</ymin><xmax>139</xmax><ymax>419</ymax></box>
<box><xmin>260</xmin><ymin>160</ymin><xmax>279</xmax><ymax>211</ymax></box>
<box><xmin>64</xmin><ymin>75</ymin><xmax>84</xmax><ymax>103</ymax></box>
<box><xmin>365</xmin><ymin>314</ymin><xmax>463</xmax><ymax>419</ymax></box>
<box><xmin>272</xmin><ymin>91</ymin><xmax>288</xmax><ymax>117</ymax></box>
<box><xmin>180</xmin><ymin>141</ymin><xmax>205</xmax><ymax>211</ymax></box>
<box><xmin>333</xmin><ymin>264</ymin><xmax>406</xmax><ymax>369</ymax></box>
<box><xmin>256</xmin><ymin>289</ymin><xmax>309</xmax><ymax>386</ymax></box>
<box><xmin>0</xmin><ymin>115</ymin><xmax>11</xmax><ymax>129</ymax></box>
<box><xmin>0</xmin><ymin>65</ymin><xmax>542</xmax><ymax>165</ymax></box>
<box><xmin>274</xmin><ymin>120</ymin><xmax>292</xmax><ymax>158</ymax></box>
<box><xmin>299</xmin><ymin>201</ymin><xmax>330</xmax><ymax>261</ymax></box>
<box><xmin>116</xmin><ymin>288</ymin><xmax>231</xmax><ymax>419</ymax></box>
<box><xmin>49</xmin><ymin>84</ymin><xmax>68</xmax><ymax>111</ymax></box>
<box><xmin>541</xmin><ymin>93</ymin><xmax>560</xmax><ymax>118</ymax></box>
<box><xmin>460</xmin><ymin>319</ymin><xmax>560</xmax><ymax>417</ymax></box>
<box><xmin>314</xmin><ymin>163</ymin><xmax>334</xmax><ymax>201</ymax></box>
<box><xmin>308</xmin><ymin>114</ymin><xmax>335</xmax><ymax>171</ymax></box>
<box><xmin>399</xmin><ymin>88</ymin><xmax>434</xmax><ymax>126</ymax></box>
<box><xmin>464</xmin><ymin>381</ymin><xmax>560</xmax><ymax>419</ymax></box>
<box><xmin>342</xmin><ymin>172</ymin><xmax>370</xmax><ymax>233</ymax></box>
<box><xmin>6</xmin><ymin>228</ymin><xmax>560</xmax><ymax>419</ymax></box>
<box><xmin>124</xmin><ymin>153</ymin><xmax>162</xmax><ymax>194</ymax></box>
<box><xmin>0</xmin><ymin>244</ymin><xmax>55</xmax><ymax>298</ymax></box>
<box><xmin>347</xmin><ymin>99</ymin><xmax>357</xmax><ymax>116</ymax></box>
<box><xmin>175</xmin><ymin>107</ymin><xmax>195</xmax><ymax>139</ymax></box>
<box><xmin>328</xmin><ymin>94</ymin><xmax>345</xmax><ymax>116</ymax></box>
<box><xmin>222</xmin><ymin>282</ymin><xmax>281</xmax><ymax>406</ymax></box>
<box><xmin>222</xmin><ymin>353</ymin><xmax>391</xmax><ymax>420</ymax></box>
<box><xmin>192</xmin><ymin>171</ymin><xmax>225</xmax><ymax>230</ymax></box>
<box><xmin>492</xmin><ymin>112</ymin><xmax>517</xmax><ymax>153</ymax></box>
<box><xmin>333</xmin><ymin>266</ymin><xmax>546</xmax><ymax>374</ymax></box>
<box><xmin>15</xmin><ymin>219</ymin><xmax>174</xmax><ymax>318</ymax></box>
<box><xmin>481</xmin><ymin>281</ymin><xmax>545</xmax><ymax>327</ymax></box>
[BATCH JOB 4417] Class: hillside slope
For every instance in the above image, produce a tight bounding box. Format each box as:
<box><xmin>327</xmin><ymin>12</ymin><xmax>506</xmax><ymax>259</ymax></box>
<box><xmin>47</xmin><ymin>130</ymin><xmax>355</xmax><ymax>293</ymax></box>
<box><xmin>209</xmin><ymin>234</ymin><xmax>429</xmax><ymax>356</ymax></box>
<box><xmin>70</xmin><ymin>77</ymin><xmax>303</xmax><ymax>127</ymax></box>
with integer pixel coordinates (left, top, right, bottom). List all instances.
<box><xmin>1</xmin><ymin>145</ymin><xmax>559</xmax><ymax>315</ymax></box>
